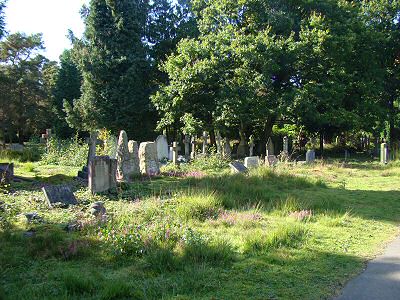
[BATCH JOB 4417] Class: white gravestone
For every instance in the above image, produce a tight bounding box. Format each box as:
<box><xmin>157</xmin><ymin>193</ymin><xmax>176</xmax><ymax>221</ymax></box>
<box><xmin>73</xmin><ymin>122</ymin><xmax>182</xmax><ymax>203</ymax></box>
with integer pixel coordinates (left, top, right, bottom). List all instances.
<box><xmin>155</xmin><ymin>135</ymin><xmax>169</xmax><ymax>161</ymax></box>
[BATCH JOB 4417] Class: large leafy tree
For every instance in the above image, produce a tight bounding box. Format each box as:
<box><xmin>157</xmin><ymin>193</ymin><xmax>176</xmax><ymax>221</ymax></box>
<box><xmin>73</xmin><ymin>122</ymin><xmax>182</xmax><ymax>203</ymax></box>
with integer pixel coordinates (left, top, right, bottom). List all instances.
<box><xmin>65</xmin><ymin>0</ymin><xmax>151</xmax><ymax>139</ymax></box>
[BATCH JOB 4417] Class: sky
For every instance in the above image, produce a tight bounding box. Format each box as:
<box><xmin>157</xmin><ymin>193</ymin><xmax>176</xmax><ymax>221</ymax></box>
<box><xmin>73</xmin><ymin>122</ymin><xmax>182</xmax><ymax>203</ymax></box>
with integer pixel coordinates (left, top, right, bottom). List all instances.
<box><xmin>5</xmin><ymin>0</ymin><xmax>89</xmax><ymax>61</ymax></box>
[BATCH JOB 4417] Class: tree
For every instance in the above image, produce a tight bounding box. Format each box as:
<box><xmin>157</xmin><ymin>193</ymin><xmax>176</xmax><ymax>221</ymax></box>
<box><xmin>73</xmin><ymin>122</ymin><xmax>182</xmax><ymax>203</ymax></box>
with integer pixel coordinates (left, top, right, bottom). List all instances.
<box><xmin>66</xmin><ymin>0</ymin><xmax>151</xmax><ymax>139</ymax></box>
<box><xmin>0</xmin><ymin>33</ymin><xmax>53</xmax><ymax>143</ymax></box>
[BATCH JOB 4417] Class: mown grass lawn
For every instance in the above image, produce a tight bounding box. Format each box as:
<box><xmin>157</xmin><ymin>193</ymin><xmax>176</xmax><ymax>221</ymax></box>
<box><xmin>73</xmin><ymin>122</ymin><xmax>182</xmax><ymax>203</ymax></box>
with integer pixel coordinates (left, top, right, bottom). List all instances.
<box><xmin>1</xmin><ymin>159</ymin><xmax>400</xmax><ymax>299</ymax></box>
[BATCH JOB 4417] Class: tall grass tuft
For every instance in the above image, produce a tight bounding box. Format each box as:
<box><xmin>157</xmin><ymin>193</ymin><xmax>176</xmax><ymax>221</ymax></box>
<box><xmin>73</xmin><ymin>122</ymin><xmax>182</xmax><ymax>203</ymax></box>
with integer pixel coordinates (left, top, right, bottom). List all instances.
<box><xmin>41</xmin><ymin>136</ymin><xmax>88</xmax><ymax>167</ymax></box>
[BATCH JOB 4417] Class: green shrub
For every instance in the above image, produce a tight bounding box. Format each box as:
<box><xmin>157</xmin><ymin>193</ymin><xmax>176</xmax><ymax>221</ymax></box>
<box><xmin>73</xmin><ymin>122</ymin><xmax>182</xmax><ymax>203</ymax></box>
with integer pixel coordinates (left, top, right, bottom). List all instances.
<box><xmin>41</xmin><ymin>136</ymin><xmax>88</xmax><ymax>167</ymax></box>
<box><xmin>0</xmin><ymin>144</ymin><xmax>42</xmax><ymax>162</ymax></box>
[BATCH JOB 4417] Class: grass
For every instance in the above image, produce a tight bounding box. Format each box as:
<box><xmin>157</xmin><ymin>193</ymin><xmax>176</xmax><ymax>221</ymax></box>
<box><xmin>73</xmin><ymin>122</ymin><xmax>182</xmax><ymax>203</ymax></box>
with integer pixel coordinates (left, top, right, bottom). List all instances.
<box><xmin>1</xmin><ymin>157</ymin><xmax>400</xmax><ymax>299</ymax></box>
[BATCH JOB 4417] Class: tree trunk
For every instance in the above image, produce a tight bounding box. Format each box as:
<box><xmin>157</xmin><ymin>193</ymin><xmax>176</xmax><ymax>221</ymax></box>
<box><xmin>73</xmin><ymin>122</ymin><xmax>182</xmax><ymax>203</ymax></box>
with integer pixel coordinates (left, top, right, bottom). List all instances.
<box><xmin>319</xmin><ymin>130</ymin><xmax>324</xmax><ymax>157</ymax></box>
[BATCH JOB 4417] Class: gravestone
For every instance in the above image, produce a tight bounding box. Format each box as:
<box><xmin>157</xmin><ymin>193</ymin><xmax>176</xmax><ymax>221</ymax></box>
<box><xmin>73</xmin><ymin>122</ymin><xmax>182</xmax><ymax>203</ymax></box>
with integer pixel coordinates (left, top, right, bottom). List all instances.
<box><xmin>223</xmin><ymin>138</ymin><xmax>232</xmax><ymax>159</ymax></box>
<box><xmin>155</xmin><ymin>135</ymin><xmax>169</xmax><ymax>161</ymax></box>
<box><xmin>168</xmin><ymin>146</ymin><xmax>173</xmax><ymax>161</ymax></box>
<box><xmin>191</xmin><ymin>137</ymin><xmax>196</xmax><ymax>160</ymax></box>
<box><xmin>0</xmin><ymin>163</ymin><xmax>14</xmax><ymax>183</ymax></box>
<box><xmin>283</xmin><ymin>136</ymin><xmax>289</xmax><ymax>154</ymax></box>
<box><xmin>229</xmin><ymin>161</ymin><xmax>248</xmax><ymax>173</ymax></box>
<box><xmin>237</xmin><ymin>132</ymin><xmax>247</xmax><ymax>158</ymax></box>
<box><xmin>139</xmin><ymin>142</ymin><xmax>160</xmax><ymax>176</ymax></box>
<box><xmin>249</xmin><ymin>136</ymin><xmax>255</xmax><ymax>157</ymax></box>
<box><xmin>9</xmin><ymin>144</ymin><xmax>24</xmax><ymax>152</ymax></box>
<box><xmin>244</xmin><ymin>156</ymin><xmax>259</xmax><ymax>169</ymax></box>
<box><xmin>116</xmin><ymin>130</ymin><xmax>130</xmax><ymax>182</ymax></box>
<box><xmin>306</xmin><ymin>150</ymin><xmax>315</xmax><ymax>163</ymax></box>
<box><xmin>266</xmin><ymin>155</ymin><xmax>278</xmax><ymax>167</ymax></box>
<box><xmin>89</xmin><ymin>156</ymin><xmax>117</xmax><ymax>194</ymax></box>
<box><xmin>381</xmin><ymin>143</ymin><xmax>389</xmax><ymax>164</ymax></box>
<box><xmin>184</xmin><ymin>135</ymin><xmax>191</xmax><ymax>160</ymax></box>
<box><xmin>42</xmin><ymin>185</ymin><xmax>78</xmax><ymax>208</ymax></box>
<box><xmin>202</xmin><ymin>131</ymin><xmax>209</xmax><ymax>155</ymax></box>
<box><xmin>128</xmin><ymin>140</ymin><xmax>140</xmax><ymax>177</ymax></box>
<box><xmin>216</xmin><ymin>132</ymin><xmax>222</xmax><ymax>154</ymax></box>
<box><xmin>266</xmin><ymin>137</ymin><xmax>274</xmax><ymax>156</ymax></box>
<box><xmin>172</xmin><ymin>142</ymin><xmax>180</xmax><ymax>165</ymax></box>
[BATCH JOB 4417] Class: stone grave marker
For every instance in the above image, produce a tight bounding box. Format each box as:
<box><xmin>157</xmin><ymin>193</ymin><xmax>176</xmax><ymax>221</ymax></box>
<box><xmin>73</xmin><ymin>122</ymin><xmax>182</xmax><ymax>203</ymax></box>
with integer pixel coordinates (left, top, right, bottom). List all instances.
<box><xmin>216</xmin><ymin>132</ymin><xmax>222</xmax><ymax>154</ymax></box>
<box><xmin>237</xmin><ymin>132</ymin><xmax>247</xmax><ymax>158</ymax></box>
<box><xmin>172</xmin><ymin>142</ymin><xmax>180</xmax><ymax>165</ymax></box>
<box><xmin>89</xmin><ymin>156</ymin><xmax>117</xmax><ymax>194</ymax></box>
<box><xmin>42</xmin><ymin>185</ymin><xmax>78</xmax><ymax>208</ymax></box>
<box><xmin>249</xmin><ymin>136</ymin><xmax>255</xmax><ymax>157</ymax></box>
<box><xmin>184</xmin><ymin>135</ymin><xmax>191</xmax><ymax>160</ymax></box>
<box><xmin>128</xmin><ymin>140</ymin><xmax>140</xmax><ymax>177</ymax></box>
<box><xmin>116</xmin><ymin>130</ymin><xmax>131</xmax><ymax>182</ymax></box>
<box><xmin>9</xmin><ymin>143</ymin><xmax>24</xmax><ymax>152</ymax></box>
<box><xmin>283</xmin><ymin>136</ymin><xmax>289</xmax><ymax>154</ymax></box>
<box><xmin>244</xmin><ymin>156</ymin><xmax>259</xmax><ymax>169</ymax></box>
<box><xmin>266</xmin><ymin>137</ymin><xmax>274</xmax><ymax>156</ymax></box>
<box><xmin>266</xmin><ymin>155</ymin><xmax>278</xmax><ymax>167</ymax></box>
<box><xmin>0</xmin><ymin>163</ymin><xmax>14</xmax><ymax>183</ymax></box>
<box><xmin>155</xmin><ymin>135</ymin><xmax>169</xmax><ymax>161</ymax></box>
<box><xmin>306</xmin><ymin>150</ymin><xmax>315</xmax><ymax>163</ymax></box>
<box><xmin>381</xmin><ymin>143</ymin><xmax>388</xmax><ymax>164</ymax></box>
<box><xmin>229</xmin><ymin>161</ymin><xmax>248</xmax><ymax>173</ymax></box>
<box><xmin>202</xmin><ymin>131</ymin><xmax>209</xmax><ymax>155</ymax></box>
<box><xmin>191</xmin><ymin>137</ymin><xmax>196</xmax><ymax>160</ymax></box>
<box><xmin>223</xmin><ymin>137</ymin><xmax>232</xmax><ymax>159</ymax></box>
<box><xmin>139</xmin><ymin>142</ymin><xmax>160</xmax><ymax>176</ymax></box>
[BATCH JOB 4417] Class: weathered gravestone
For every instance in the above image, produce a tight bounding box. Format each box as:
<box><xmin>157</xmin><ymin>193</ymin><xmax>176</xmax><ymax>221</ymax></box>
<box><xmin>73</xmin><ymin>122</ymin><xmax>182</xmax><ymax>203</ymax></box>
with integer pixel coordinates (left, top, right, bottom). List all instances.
<box><xmin>0</xmin><ymin>163</ymin><xmax>14</xmax><ymax>183</ymax></box>
<box><xmin>216</xmin><ymin>132</ymin><xmax>222</xmax><ymax>154</ymax></box>
<box><xmin>381</xmin><ymin>143</ymin><xmax>389</xmax><ymax>164</ymax></box>
<box><xmin>116</xmin><ymin>130</ymin><xmax>131</xmax><ymax>181</ymax></box>
<box><xmin>155</xmin><ymin>135</ymin><xmax>169</xmax><ymax>161</ymax></box>
<box><xmin>202</xmin><ymin>131</ymin><xmax>209</xmax><ymax>155</ymax></box>
<box><xmin>237</xmin><ymin>132</ymin><xmax>247</xmax><ymax>158</ymax></box>
<box><xmin>89</xmin><ymin>156</ymin><xmax>117</xmax><ymax>194</ymax></box>
<box><xmin>191</xmin><ymin>137</ymin><xmax>197</xmax><ymax>160</ymax></box>
<box><xmin>283</xmin><ymin>136</ymin><xmax>289</xmax><ymax>154</ymax></box>
<box><xmin>9</xmin><ymin>143</ymin><xmax>24</xmax><ymax>152</ymax></box>
<box><xmin>184</xmin><ymin>135</ymin><xmax>191</xmax><ymax>160</ymax></box>
<box><xmin>266</xmin><ymin>137</ymin><xmax>274</xmax><ymax>156</ymax></box>
<box><xmin>266</xmin><ymin>155</ymin><xmax>278</xmax><ymax>167</ymax></box>
<box><xmin>223</xmin><ymin>138</ymin><xmax>232</xmax><ymax>159</ymax></box>
<box><xmin>249</xmin><ymin>136</ymin><xmax>255</xmax><ymax>157</ymax></box>
<box><xmin>306</xmin><ymin>150</ymin><xmax>315</xmax><ymax>163</ymax></box>
<box><xmin>42</xmin><ymin>185</ymin><xmax>78</xmax><ymax>208</ymax></box>
<box><xmin>128</xmin><ymin>141</ymin><xmax>140</xmax><ymax>177</ymax></box>
<box><xmin>244</xmin><ymin>156</ymin><xmax>259</xmax><ymax>169</ymax></box>
<box><xmin>139</xmin><ymin>142</ymin><xmax>160</xmax><ymax>176</ymax></box>
<box><xmin>229</xmin><ymin>161</ymin><xmax>248</xmax><ymax>173</ymax></box>
<box><xmin>172</xmin><ymin>142</ymin><xmax>180</xmax><ymax>165</ymax></box>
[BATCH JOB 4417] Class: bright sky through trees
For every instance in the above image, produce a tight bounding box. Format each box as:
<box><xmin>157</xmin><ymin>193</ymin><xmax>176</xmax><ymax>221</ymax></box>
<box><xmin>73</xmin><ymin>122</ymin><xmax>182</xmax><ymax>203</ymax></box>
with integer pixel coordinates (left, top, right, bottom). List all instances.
<box><xmin>4</xmin><ymin>0</ymin><xmax>89</xmax><ymax>61</ymax></box>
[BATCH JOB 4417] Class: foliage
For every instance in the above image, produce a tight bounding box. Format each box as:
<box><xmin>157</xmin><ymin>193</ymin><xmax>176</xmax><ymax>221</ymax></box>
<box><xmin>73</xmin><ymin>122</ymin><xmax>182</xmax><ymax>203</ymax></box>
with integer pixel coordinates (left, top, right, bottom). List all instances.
<box><xmin>41</xmin><ymin>136</ymin><xmax>88</xmax><ymax>167</ymax></box>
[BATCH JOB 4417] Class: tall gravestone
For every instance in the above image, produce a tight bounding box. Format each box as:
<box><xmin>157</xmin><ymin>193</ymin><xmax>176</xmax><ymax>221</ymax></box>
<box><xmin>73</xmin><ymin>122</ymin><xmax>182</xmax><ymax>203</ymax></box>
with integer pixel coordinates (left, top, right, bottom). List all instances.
<box><xmin>223</xmin><ymin>138</ymin><xmax>232</xmax><ymax>159</ymax></box>
<box><xmin>381</xmin><ymin>143</ymin><xmax>389</xmax><ymax>164</ymax></box>
<box><xmin>89</xmin><ymin>156</ymin><xmax>117</xmax><ymax>194</ymax></box>
<box><xmin>216</xmin><ymin>132</ymin><xmax>222</xmax><ymax>154</ymax></box>
<box><xmin>266</xmin><ymin>137</ymin><xmax>274</xmax><ymax>156</ymax></box>
<box><xmin>249</xmin><ymin>136</ymin><xmax>255</xmax><ymax>157</ymax></box>
<box><xmin>128</xmin><ymin>140</ymin><xmax>140</xmax><ymax>176</ymax></box>
<box><xmin>237</xmin><ymin>131</ymin><xmax>247</xmax><ymax>158</ymax></box>
<box><xmin>155</xmin><ymin>135</ymin><xmax>169</xmax><ymax>161</ymax></box>
<box><xmin>116</xmin><ymin>130</ymin><xmax>130</xmax><ymax>182</ymax></box>
<box><xmin>139</xmin><ymin>142</ymin><xmax>160</xmax><ymax>176</ymax></box>
<box><xmin>184</xmin><ymin>135</ymin><xmax>191</xmax><ymax>160</ymax></box>
<box><xmin>172</xmin><ymin>142</ymin><xmax>180</xmax><ymax>165</ymax></box>
<box><xmin>191</xmin><ymin>137</ymin><xmax>196</xmax><ymax>160</ymax></box>
<box><xmin>202</xmin><ymin>131</ymin><xmax>208</xmax><ymax>155</ymax></box>
<box><xmin>283</xmin><ymin>136</ymin><xmax>289</xmax><ymax>154</ymax></box>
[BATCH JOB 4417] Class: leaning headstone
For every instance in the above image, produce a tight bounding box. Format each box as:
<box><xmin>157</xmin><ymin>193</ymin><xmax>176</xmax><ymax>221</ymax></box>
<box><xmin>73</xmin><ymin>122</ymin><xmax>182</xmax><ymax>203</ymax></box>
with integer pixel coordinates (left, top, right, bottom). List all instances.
<box><xmin>128</xmin><ymin>140</ymin><xmax>140</xmax><ymax>177</ymax></box>
<box><xmin>266</xmin><ymin>155</ymin><xmax>278</xmax><ymax>167</ymax></box>
<box><xmin>116</xmin><ymin>130</ymin><xmax>130</xmax><ymax>182</ymax></box>
<box><xmin>0</xmin><ymin>163</ymin><xmax>14</xmax><ymax>183</ymax></box>
<box><xmin>42</xmin><ymin>185</ymin><xmax>78</xmax><ymax>208</ymax></box>
<box><xmin>244</xmin><ymin>156</ymin><xmax>259</xmax><ymax>169</ymax></box>
<box><xmin>229</xmin><ymin>161</ymin><xmax>248</xmax><ymax>173</ymax></box>
<box><xmin>306</xmin><ymin>150</ymin><xmax>315</xmax><ymax>163</ymax></box>
<box><xmin>381</xmin><ymin>143</ymin><xmax>389</xmax><ymax>164</ymax></box>
<box><xmin>139</xmin><ymin>142</ymin><xmax>160</xmax><ymax>176</ymax></box>
<box><xmin>155</xmin><ymin>135</ymin><xmax>169</xmax><ymax>161</ymax></box>
<box><xmin>89</xmin><ymin>156</ymin><xmax>117</xmax><ymax>194</ymax></box>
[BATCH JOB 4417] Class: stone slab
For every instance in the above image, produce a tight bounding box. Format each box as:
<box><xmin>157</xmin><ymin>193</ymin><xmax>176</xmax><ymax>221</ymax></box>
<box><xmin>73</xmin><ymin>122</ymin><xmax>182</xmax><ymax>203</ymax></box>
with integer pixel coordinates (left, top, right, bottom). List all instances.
<box><xmin>244</xmin><ymin>156</ymin><xmax>259</xmax><ymax>169</ymax></box>
<box><xmin>89</xmin><ymin>156</ymin><xmax>117</xmax><ymax>194</ymax></box>
<box><xmin>229</xmin><ymin>161</ymin><xmax>248</xmax><ymax>173</ymax></box>
<box><xmin>42</xmin><ymin>185</ymin><xmax>78</xmax><ymax>208</ymax></box>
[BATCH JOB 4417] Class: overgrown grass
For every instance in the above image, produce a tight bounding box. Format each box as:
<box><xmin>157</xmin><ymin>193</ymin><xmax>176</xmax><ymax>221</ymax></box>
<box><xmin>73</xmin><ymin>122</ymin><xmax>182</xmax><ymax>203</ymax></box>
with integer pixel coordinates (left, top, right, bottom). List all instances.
<box><xmin>1</xmin><ymin>159</ymin><xmax>400</xmax><ymax>299</ymax></box>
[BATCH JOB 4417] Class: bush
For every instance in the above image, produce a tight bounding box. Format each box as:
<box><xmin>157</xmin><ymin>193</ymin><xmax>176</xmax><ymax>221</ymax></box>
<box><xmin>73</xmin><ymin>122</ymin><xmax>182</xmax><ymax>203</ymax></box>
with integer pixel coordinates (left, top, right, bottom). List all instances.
<box><xmin>41</xmin><ymin>136</ymin><xmax>88</xmax><ymax>167</ymax></box>
<box><xmin>0</xmin><ymin>143</ymin><xmax>42</xmax><ymax>162</ymax></box>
